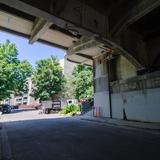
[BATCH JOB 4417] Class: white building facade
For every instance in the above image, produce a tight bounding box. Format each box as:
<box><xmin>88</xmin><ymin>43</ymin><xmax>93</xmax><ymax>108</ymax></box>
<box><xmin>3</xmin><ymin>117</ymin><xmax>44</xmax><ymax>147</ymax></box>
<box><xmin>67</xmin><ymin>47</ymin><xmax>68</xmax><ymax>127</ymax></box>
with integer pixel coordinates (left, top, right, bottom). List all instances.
<box><xmin>4</xmin><ymin>77</ymin><xmax>39</xmax><ymax>106</ymax></box>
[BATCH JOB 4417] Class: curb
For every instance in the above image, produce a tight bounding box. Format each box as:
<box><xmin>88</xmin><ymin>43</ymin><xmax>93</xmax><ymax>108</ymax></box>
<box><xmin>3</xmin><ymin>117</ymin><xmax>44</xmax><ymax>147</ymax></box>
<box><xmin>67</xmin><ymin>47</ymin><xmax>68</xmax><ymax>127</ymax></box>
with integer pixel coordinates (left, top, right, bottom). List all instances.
<box><xmin>80</xmin><ymin>117</ymin><xmax>160</xmax><ymax>132</ymax></box>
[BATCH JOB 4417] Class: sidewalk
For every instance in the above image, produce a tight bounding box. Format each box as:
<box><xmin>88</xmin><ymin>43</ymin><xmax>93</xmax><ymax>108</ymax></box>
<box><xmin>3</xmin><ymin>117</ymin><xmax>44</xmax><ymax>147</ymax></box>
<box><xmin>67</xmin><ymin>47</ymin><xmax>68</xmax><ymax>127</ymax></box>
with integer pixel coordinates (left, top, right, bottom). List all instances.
<box><xmin>80</xmin><ymin>115</ymin><xmax>160</xmax><ymax>131</ymax></box>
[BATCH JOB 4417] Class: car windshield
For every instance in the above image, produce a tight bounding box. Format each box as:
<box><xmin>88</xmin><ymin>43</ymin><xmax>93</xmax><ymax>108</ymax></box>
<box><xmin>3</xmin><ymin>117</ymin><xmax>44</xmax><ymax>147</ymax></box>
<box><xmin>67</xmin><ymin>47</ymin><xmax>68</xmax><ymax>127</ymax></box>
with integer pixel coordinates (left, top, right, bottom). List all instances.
<box><xmin>3</xmin><ymin>105</ymin><xmax>9</xmax><ymax>108</ymax></box>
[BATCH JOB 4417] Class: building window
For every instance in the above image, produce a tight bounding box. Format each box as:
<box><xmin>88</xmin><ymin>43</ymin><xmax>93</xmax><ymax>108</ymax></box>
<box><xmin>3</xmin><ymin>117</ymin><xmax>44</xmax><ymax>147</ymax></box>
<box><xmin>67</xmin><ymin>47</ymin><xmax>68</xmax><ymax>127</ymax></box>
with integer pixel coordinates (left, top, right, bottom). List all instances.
<box><xmin>16</xmin><ymin>98</ymin><xmax>22</xmax><ymax>104</ymax></box>
<box><xmin>23</xmin><ymin>97</ymin><xmax>28</xmax><ymax>104</ymax></box>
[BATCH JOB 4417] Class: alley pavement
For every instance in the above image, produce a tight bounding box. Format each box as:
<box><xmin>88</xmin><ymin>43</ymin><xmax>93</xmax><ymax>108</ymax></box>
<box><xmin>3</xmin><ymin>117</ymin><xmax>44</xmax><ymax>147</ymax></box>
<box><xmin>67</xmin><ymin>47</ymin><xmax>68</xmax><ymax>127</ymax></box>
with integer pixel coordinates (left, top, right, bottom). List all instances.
<box><xmin>1</xmin><ymin>109</ymin><xmax>160</xmax><ymax>160</ymax></box>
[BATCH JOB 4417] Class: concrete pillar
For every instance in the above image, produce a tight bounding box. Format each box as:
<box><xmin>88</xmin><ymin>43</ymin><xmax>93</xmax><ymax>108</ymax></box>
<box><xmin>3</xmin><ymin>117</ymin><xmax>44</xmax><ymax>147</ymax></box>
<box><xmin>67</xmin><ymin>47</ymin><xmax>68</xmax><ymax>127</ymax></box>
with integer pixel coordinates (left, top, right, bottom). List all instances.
<box><xmin>93</xmin><ymin>55</ymin><xmax>111</xmax><ymax>117</ymax></box>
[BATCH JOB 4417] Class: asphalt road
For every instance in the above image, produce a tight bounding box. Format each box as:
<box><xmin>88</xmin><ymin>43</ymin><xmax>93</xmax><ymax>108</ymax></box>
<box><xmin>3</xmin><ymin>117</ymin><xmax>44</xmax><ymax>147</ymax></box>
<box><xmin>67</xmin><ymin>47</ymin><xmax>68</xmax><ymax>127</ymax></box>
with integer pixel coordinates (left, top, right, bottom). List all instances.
<box><xmin>1</xmin><ymin>110</ymin><xmax>160</xmax><ymax>160</ymax></box>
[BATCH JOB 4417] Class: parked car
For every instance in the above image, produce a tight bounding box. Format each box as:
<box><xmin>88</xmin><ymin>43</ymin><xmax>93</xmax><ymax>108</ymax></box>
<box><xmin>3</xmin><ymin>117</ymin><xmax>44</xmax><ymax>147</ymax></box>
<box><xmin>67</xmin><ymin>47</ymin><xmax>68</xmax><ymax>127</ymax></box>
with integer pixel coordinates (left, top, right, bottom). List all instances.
<box><xmin>0</xmin><ymin>106</ymin><xmax>2</xmax><ymax>115</ymax></box>
<box><xmin>10</xmin><ymin>105</ymin><xmax>19</xmax><ymax>109</ymax></box>
<box><xmin>0</xmin><ymin>104</ymin><xmax>12</xmax><ymax>113</ymax></box>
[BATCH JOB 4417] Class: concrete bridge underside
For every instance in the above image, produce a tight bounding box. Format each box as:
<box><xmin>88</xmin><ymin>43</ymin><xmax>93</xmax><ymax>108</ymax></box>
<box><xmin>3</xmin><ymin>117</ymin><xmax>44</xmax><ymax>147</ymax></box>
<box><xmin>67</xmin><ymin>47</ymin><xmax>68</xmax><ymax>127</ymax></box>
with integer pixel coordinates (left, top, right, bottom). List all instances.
<box><xmin>0</xmin><ymin>0</ymin><xmax>160</xmax><ymax>122</ymax></box>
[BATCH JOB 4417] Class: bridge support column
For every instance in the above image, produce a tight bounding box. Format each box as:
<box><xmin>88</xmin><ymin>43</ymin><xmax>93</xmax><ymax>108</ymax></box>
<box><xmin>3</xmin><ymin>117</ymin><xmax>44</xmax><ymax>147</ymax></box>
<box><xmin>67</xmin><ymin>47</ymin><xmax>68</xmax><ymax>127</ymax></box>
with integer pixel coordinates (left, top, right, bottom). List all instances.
<box><xmin>93</xmin><ymin>55</ymin><xmax>111</xmax><ymax>118</ymax></box>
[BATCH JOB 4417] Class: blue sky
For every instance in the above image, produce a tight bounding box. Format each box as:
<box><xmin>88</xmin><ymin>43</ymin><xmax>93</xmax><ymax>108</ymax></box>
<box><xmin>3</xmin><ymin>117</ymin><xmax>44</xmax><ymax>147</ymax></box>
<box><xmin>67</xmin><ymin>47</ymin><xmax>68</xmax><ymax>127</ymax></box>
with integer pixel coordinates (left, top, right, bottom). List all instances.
<box><xmin>0</xmin><ymin>31</ymin><xmax>65</xmax><ymax>67</ymax></box>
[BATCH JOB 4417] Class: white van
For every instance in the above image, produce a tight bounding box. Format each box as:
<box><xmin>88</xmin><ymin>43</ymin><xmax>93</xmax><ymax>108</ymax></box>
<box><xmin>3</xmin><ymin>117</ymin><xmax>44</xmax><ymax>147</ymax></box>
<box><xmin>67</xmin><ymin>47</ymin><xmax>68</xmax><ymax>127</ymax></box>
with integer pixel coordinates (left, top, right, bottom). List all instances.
<box><xmin>66</xmin><ymin>99</ymin><xmax>78</xmax><ymax>105</ymax></box>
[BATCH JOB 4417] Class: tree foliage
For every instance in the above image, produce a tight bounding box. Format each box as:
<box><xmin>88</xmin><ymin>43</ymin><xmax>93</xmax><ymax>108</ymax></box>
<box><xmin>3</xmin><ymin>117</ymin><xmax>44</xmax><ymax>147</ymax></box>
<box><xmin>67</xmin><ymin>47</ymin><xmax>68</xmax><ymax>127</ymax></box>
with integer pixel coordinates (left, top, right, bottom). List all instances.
<box><xmin>0</xmin><ymin>40</ymin><xmax>33</xmax><ymax>100</ymax></box>
<box><xmin>31</xmin><ymin>56</ymin><xmax>64</xmax><ymax>101</ymax></box>
<box><xmin>62</xmin><ymin>76</ymin><xmax>75</xmax><ymax>99</ymax></box>
<box><xmin>72</xmin><ymin>65</ymin><xmax>93</xmax><ymax>100</ymax></box>
<box><xmin>15</xmin><ymin>60</ymin><xmax>33</xmax><ymax>92</ymax></box>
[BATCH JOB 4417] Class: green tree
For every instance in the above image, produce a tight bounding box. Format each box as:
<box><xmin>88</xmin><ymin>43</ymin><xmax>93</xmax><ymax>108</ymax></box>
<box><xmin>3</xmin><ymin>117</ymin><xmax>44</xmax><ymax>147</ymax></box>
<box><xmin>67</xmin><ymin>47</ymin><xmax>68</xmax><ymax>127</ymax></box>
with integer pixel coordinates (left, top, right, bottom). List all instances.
<box><xmin>31</xmin><ymin>56</ymin><xmax>64</xmax><ymax>101</ymax></box>
<box><xmin>62</xmin><ymin>76</ymin><xmax>75</xmax><ymax>99</ymax></box>
<box><xmin>15</xmin><ymin>60</ymin><xmax>33</xmax><ymax>93</ymax></box>
<box><xmin>72</xmin><ymin>65</ymin><xmax>93</xmax><ymax>100</ymax></box>
<box><xmin>0</xmin><ymin>40</ymin><xmax>33</xmax><ymax>100</ymax></box>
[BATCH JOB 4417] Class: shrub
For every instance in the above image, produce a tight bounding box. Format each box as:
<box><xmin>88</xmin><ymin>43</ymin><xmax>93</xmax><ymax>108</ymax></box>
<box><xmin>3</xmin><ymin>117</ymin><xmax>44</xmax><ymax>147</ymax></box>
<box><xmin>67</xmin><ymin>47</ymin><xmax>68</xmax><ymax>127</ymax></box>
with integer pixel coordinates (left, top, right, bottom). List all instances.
<box><xmin>60</xmin><ymin>104</ymin><xmax>80</xmax><ymax>115</ymax></box>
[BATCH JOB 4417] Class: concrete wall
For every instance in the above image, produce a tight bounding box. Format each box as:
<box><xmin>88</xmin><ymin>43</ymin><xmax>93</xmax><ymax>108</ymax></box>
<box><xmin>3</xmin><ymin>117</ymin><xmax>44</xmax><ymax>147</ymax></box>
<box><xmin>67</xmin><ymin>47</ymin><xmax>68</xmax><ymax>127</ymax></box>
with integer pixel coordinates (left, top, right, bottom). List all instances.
<box><xmin>117</xmin><ymin>55</ymin><xmax>137</xmax><ymax>80</ymax></box>
<box><xmin>93</xmin><ymin>55</ymin><xmax>138</xmax><ymax>118</ymax></box>
<box><xmin>111</xmin><ymin>88</ymin><xmax>160</xmax><ymax>122</ymax></box>
<box><xmin>93</xmin><ymin>53</ymin><xmax>160</xmax><ymax>122</ymax></box>
<box><xmin>110</xmin><ymin>56</ymin><xmax>160</xmax><ymax>122</ymax></box>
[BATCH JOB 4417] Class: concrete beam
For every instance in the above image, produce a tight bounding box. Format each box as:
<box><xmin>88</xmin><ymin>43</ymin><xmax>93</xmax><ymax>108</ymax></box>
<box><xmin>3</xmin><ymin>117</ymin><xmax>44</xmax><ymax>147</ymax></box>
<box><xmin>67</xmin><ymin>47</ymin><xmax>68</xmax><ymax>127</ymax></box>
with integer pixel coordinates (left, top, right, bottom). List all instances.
<box><xmin>29</xmin><ymin>17</ymin><xmax>52</xmax><ymax>44</ymax></box>
<box><xmin>76</xmin><ymin>53</ymin><xmax>93</xmax><ymax>60</ymax></box>
<box><xmin>0</xmin><ymin>0</ymin><xmax>107</xmax><ymax>38</ymax></box>
<box><xmin>0</xmin><ymin>11</ymin><xmax>69</xmax><ymax>49</ymax></box>
<box><xmin>111</xmin><ymin>0</ymin><xmax>160</xmax><ymax>36</ymax></box>
<box><xmin>96</xmin><ymin>37</ymin><xmax>144</xmax><ymax>69</ymax></box>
